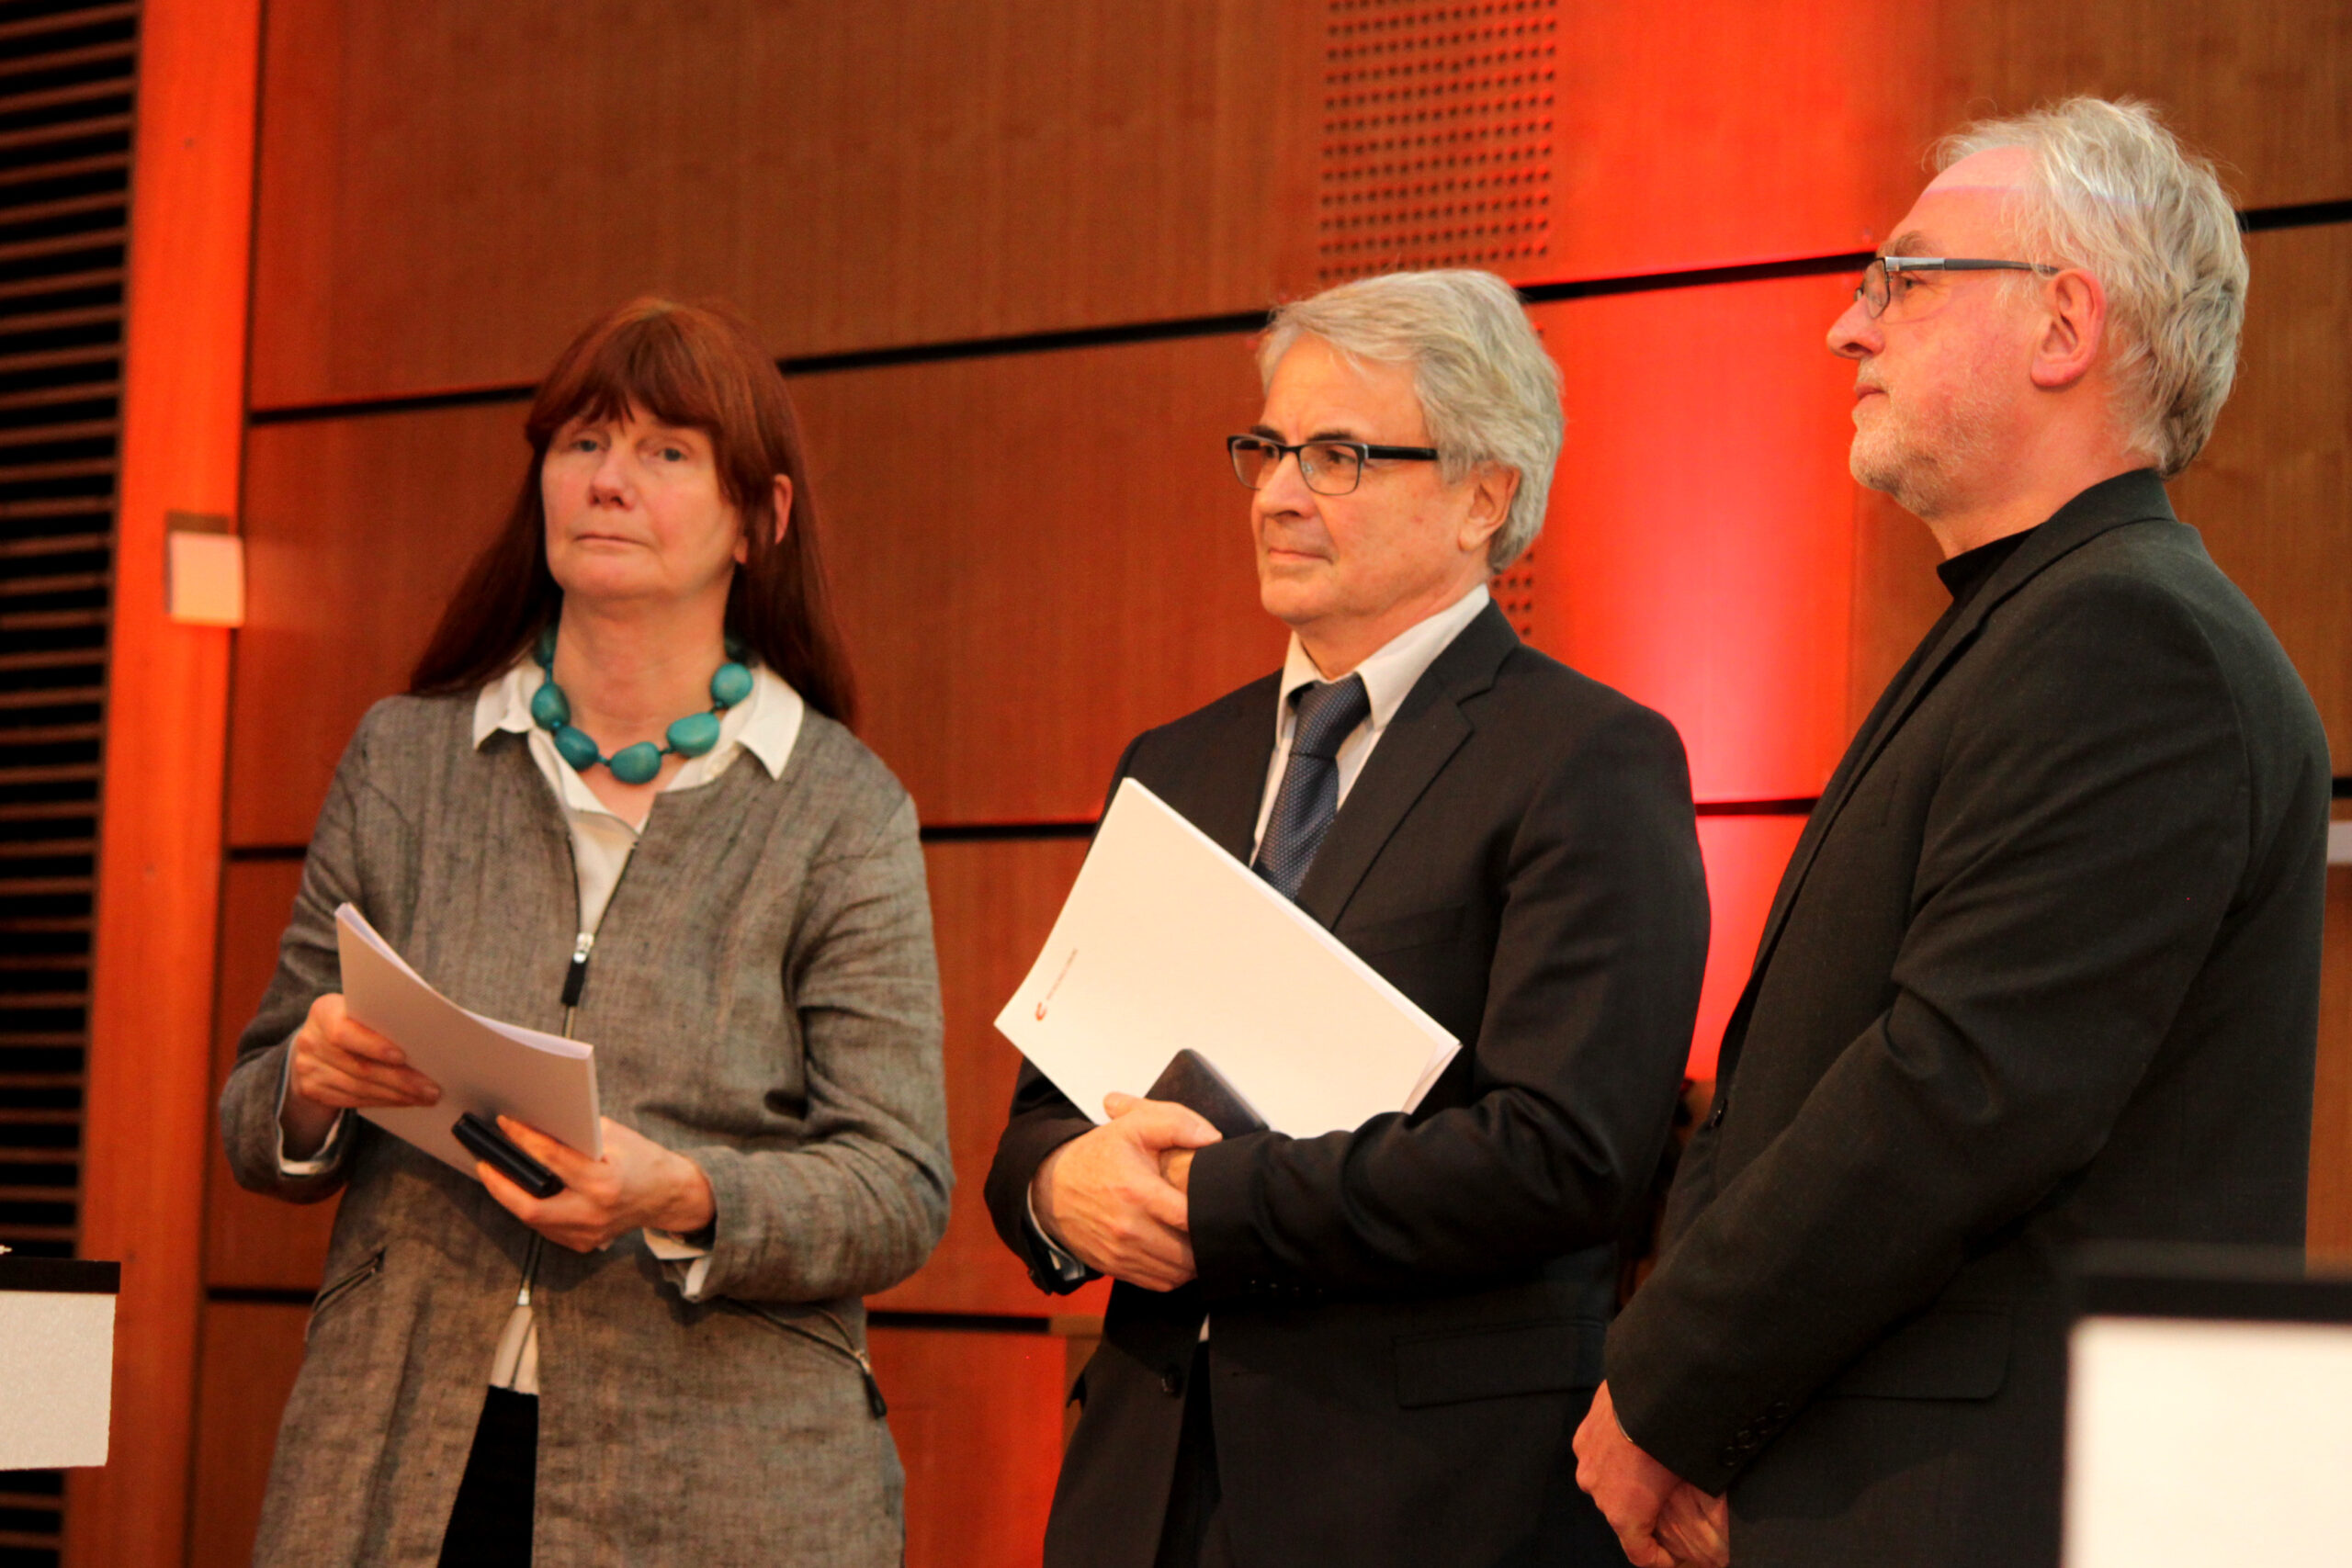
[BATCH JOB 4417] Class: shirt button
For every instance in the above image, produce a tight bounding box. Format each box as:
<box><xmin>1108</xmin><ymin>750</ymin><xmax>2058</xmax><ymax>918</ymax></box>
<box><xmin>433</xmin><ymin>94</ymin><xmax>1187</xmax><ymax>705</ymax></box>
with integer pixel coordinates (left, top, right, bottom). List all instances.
<box><xmin>1705</xmin><ymin>1097</ymin><xmax>1728</xmax><ymax>1130</ymax></box>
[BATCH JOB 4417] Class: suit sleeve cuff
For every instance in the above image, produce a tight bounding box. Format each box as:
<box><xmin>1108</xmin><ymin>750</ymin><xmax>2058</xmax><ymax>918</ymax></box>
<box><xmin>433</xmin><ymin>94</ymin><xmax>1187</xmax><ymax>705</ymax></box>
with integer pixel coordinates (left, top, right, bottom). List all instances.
<box><xmin>1604</xmin><ymin>1316</ymin><xmax>1758</xmax><ymax>1495</ymax></box>
<box><xmin>986</xmin><ymin>1111</ymin><xmax>1102</xmax><ymax>1294</ymax></box>
<box><xmin>1181</xmin><ymin>1132</ymin><xmax>1286</xmax><ymax>1298</ymax></box>
<box><xmin>1023</xmin><ymin>1190</ymin><xmax>1093</xmax><ymax>1290</ymax></box>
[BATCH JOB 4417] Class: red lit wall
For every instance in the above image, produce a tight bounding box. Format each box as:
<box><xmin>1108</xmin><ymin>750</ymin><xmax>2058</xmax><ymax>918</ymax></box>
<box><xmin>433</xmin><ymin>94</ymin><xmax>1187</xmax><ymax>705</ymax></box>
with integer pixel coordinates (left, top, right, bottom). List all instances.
<box><xmin>1529</xmin><ymin>270</ymin><xmax>1868</xmax><ymax>1077</ymax></box>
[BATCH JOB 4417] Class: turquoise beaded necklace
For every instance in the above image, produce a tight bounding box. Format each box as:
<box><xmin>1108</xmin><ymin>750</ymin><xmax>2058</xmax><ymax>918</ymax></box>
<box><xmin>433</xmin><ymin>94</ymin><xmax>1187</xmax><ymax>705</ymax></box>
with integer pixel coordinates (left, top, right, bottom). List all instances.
<box><xmin>527</xmin><ymin>622</ymin><xmax>755</xmax><ymax>785</ymax></box>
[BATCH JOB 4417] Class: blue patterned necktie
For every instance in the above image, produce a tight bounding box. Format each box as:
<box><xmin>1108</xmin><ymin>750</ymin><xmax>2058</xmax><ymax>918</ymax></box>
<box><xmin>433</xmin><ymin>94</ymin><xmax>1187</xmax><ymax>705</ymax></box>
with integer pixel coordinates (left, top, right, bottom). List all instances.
<box><xmin>1252</xmin><ymin>673</ymin><xmax>1372</xmax><ymax>901</ymax></box>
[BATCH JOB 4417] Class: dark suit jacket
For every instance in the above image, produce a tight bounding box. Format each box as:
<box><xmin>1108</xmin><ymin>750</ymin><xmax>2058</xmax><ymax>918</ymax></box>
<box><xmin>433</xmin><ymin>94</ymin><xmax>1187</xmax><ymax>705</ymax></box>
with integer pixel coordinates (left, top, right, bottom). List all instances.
<box><xmin>985</xmin><ymin>603</ymin><xmax>1711</xmax><ymax>1568</ymax></box>
<box><xmin>1606</xmin><ymin>471</ymin><xmax>2330</xmax><ymax>1568</ymax></box>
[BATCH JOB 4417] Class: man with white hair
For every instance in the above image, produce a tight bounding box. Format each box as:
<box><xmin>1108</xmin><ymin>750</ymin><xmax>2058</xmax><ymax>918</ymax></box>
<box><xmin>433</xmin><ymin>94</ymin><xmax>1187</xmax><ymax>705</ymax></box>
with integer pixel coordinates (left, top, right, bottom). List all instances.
<box><xmin>987</xmin><ymin>269</ymin><xmax>1710</xmax><ymax>1566</ymax></box>
<box><xmin>1576</xmin><ymin>98</ymin><xmax>2329</xmax><ymax>1568</ymax></box>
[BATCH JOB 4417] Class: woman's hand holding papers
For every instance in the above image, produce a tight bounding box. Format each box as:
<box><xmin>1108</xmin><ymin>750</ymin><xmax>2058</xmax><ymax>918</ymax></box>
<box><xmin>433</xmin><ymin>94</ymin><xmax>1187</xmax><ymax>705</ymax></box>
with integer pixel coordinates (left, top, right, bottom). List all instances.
<box><xmin>1030</xmin><ymin>1092</ymin><xmax>1221</xmax><ymax>1292</ymax></box>
<box><xmin>478</xmin><ymin>1115</ymin><xmax>717</xmax><ymax>1253</ymax></box>
<box><xmin>284</xmin><ymin>992</ymin><xmax>441</xmax><ymax>1156</ymax></box>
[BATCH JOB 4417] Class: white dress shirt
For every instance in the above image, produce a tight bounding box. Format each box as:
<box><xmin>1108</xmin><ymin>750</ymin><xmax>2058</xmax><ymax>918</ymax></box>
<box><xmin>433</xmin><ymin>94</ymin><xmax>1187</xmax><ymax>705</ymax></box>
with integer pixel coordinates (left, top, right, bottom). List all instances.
<box><xmin>1250</xmin><ymin>582</ymin><xmax>1493</xmax><ymax>858</ymax></box>
<box><xmin>1030</xmin><ymin>583</ymin><xmax>1493</xmax><ymax>1289</ymax></box>
<box><xmin>277</xmin><ymin>656</ymin><xmax>806</xmax><ymax>1393</ymax></box>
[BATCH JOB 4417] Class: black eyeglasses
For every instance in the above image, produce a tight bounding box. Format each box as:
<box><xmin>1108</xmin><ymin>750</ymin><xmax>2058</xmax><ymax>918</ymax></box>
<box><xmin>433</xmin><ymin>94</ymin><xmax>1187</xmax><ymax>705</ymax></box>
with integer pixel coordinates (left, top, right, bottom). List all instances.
<box><xmin>1856</xmin><ymin>255</ymin><xmax>2060</xmax><ymax>319</ymax></box>
<box><xmin>1227</xmin><ymin>434</ymin><xmax>1440</xmax><ymax>497</ymax></box>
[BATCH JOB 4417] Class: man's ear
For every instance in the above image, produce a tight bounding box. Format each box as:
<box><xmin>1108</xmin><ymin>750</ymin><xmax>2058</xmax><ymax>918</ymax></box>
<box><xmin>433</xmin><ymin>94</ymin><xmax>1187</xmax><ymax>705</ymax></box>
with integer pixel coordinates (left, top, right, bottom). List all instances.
<box><xmin>1460</xmin><ymin>465</ymin><xmax>1518</xmax><ymax>556</ymax></box>
<box><xmin>2030</xmin><ymin>268</ymin><xmax>2107</xmax><ymax>391</ymax></box>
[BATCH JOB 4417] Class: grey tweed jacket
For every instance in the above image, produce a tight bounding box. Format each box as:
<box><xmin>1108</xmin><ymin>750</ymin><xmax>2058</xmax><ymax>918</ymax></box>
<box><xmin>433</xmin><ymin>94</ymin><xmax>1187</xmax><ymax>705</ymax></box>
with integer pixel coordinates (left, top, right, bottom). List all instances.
<box><xmin>220</xmin><ymin>692</ymin><xmax>951</xmax><ymax>1566</ymax></box>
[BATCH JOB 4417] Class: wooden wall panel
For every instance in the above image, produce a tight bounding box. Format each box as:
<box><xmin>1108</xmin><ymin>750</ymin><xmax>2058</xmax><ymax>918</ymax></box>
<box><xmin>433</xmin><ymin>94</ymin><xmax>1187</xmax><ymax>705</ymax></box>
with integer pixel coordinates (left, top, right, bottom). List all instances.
<box><xmin>1579</xmin><ymin>0</ymin><xmax>2352</xmax><ymax>298</ymax></box>
<box><xmin>2171</xmin><ymin>224</ymin><xmax>2352</xmax><ymax>765</ymax></box>
<box><xmin>1545</xmin><ymin>0</ymin><xmax>2347</xmax><ymax>292</ymax></box>
<box><xmin>231</xmin><ymin>404</ymin><xmax>524</xmax><ymax>846</ymax></box>
<box><xmin>247</xmin><ymin>0</ymin><xmax>1319</xmax><ymax>407</ymax></box>
<box><xmin>874</xmin><ymin>840</ymin><xmax>1110</xmax><ymax>1318</ymax></box>
<box><xmin>869</xmin><ymin>1325</ymin><xmax>1067</xmax><ymax>1568</ymax></box>
<box><xmin>187</xmin><ymin>1301</ymin><xmax>308</xmax><ymax>1568</ymax></box>
<box><xmin>798</xmin><ymin>333</ymin><xmax>1280</xmax><ymax>825</ymax></box>
<box><xmin>243</xmin><ymin>1</ymin><xmax>2350</xmax><ymax>414</ymax></box>
<box><xmin>1923</xmin><ymin>0</ymin><xmax>2352</xmax><ymax>216</ymax></box>
<box><xmin>2314</xmin><ymin>866</ymin><xmax>2352</xmax><ymax>1260</ymax></box>
<box><xmin>1545</xmin><ymin>0</ymin><xmax>1904</xmax><ymax>284</ymax></box>
<box><xmin>187</xmin><ymin>1316</ymin><xmax>1071</xmax><ymax>1568</ymax></box>
<box><xmin>207</xmin><ymin>858</ymin><xmax>338</xmax><ymax>1291</ymax></box>
<box><xmin>1529</xmin><ymin>274</ymin><xmax>1860</xmax><ymax>803</ymax></box>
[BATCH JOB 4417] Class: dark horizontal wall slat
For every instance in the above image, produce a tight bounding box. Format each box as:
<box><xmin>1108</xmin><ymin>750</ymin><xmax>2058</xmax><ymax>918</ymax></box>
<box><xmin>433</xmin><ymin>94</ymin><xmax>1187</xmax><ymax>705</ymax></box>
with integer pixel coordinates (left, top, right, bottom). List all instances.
<box><xmin>244</xmin><ymin>200</ymin><xmax>2352</xmax><ymax>431</ymax></box>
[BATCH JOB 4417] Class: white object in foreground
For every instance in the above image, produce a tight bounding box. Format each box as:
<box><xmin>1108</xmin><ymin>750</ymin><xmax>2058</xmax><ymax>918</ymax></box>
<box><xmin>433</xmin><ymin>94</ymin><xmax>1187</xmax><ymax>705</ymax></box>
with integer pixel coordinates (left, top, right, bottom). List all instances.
<box><xmin>335</xmin><ymin>904</ymin><xmax>604</xmax><ymax>1175</ymax></box>
<box><xmin>0</xmin><ymin>1256</ymin><xmax>119</xmax><ymax>1469</ymax></box>
<box><xmin>2064</xmin><ymin>1314</ymin><xmax>2352</xmax><ymax>1565</ymax></box>
<box><xmin>996</xmin><ymin>778</ymin><xmax>1458</xmax><ymax>1140</ymax></box>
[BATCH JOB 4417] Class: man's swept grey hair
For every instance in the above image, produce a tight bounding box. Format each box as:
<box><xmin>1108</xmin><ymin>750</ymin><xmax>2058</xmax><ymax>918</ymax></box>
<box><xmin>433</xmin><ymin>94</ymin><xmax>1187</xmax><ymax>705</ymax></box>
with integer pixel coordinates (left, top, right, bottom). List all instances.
<box><xmin>1939</xmin><ymin>96</ymin><xmax>2246</xmax><ymax>477</ymax></box>
<box><xmin>1258</xmin><ymin>269</ymin><xmax>1562</xmax><ymax>570</ymax></box>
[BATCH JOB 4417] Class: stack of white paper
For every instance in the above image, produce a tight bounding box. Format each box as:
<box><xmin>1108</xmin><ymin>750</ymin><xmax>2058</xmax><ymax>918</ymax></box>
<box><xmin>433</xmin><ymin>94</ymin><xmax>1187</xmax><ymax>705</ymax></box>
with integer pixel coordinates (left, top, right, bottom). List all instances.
<box><xmin>334</xmin><ymin>904</ymin><xmax>604</xmax><ymax>1175</ymax></box>
<box><xmin>995</xmin><ymin>780</ymin><xmax>1458</xmax><ymax>1139</ymax></box>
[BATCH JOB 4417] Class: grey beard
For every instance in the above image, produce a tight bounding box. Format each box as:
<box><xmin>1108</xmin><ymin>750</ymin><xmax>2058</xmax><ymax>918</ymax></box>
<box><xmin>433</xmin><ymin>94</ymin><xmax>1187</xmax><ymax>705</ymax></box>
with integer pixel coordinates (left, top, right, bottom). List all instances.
<box><xmin>1850</xmin><ymin>434</ymin><xmax>1953</xmax><ymax>518</ymax></box>
<box><xmin>1849</xmin><ymin>403</ymin><xmax>1999</xmax><ymax>522</ymax></box>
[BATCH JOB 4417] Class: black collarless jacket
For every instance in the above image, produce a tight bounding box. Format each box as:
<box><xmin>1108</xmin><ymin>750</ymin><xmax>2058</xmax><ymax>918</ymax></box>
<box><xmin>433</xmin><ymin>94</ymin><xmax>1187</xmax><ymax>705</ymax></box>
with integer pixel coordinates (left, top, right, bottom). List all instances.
<box><xmin>985</xmin><ymin>603</ymin><xmax>1710</xmax><ymax>1568</ymax></box>
<box><xmin>1607</xmin><ymin>471</ymin><xmax>2331</xmax><ymax>1568</ymax></box>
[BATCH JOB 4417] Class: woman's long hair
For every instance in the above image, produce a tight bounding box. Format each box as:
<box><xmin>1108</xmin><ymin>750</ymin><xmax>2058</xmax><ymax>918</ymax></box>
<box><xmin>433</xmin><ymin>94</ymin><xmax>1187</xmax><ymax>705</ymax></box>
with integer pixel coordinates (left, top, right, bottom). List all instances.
<box><xmin>407</xmin><ymin>298</ymin><xmax>858</xmax><ymax>727</ymax></box>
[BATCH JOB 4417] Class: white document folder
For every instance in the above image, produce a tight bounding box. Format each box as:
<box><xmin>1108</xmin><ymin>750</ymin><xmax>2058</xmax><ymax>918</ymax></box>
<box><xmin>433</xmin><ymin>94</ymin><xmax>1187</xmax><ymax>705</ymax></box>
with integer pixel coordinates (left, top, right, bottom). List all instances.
<box><xmin>995</xmin><ymin>779</ymin><xmax>1458</xmax><ymax>1139</ymax></box>
<box><xmin>334</xmin><ymin>904</ymin><xmax>604</xmax><ymax>1176</ymax></box>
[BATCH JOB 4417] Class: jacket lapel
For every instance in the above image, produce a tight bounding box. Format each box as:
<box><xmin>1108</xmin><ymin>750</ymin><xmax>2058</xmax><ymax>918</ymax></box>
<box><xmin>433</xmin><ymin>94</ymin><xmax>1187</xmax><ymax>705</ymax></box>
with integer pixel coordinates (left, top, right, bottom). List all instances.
<box><xmin>1294</xmin><ymin>602</ymin><xmax>1515</xmax><ymax>929</ymax></box>
<box><xmin>1158</xmin><ymin>673</ymin><xmax>1281</xmax><ymax>863</ymax></box>
<box><xmin>1746</xmin><ymin>470</ymin><xmax>2178</xmax><ymax>979</ymax></box>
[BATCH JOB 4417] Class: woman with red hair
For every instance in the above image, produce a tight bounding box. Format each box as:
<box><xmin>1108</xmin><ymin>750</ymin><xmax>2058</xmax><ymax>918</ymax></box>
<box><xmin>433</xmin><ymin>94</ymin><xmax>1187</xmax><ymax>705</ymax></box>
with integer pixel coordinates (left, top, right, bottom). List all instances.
<box><xmin>220</xmin><ymin>299</ymin><xmax>948</xmax><ymax>1566</ymax></box>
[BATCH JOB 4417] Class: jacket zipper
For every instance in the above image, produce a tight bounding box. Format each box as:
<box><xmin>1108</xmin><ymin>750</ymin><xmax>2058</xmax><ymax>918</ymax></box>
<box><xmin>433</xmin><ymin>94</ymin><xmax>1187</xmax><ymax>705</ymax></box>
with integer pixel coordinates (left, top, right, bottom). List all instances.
<box><xmin>525</xmin><ymin>829</ymin><xmax>628</xmax><ymax>1362</ymax></box>
<box><xmin>731</xmin><ymin>1300</ymin><xmax>889</xmax><ymax>1417</ymax></box>
<box><xmin>554</xmin><ymin>797</ymin><xmax>640</xmax><ymax>1030</ymax></box>
<box><xmin>307</xmin><ymin>1247</ymin><xmax>386</xmax><ymax>1340</ymax></box>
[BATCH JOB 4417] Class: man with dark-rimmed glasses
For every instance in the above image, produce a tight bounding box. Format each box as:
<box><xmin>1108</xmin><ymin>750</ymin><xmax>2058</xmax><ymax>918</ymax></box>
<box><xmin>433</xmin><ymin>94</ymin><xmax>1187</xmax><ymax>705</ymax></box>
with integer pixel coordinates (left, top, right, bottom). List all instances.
<box><xmin>988</xmin><ymin>268</ymin><xmax>1710</xmax><ymax>1567</ymax></box>
<box><xmin>1577</xmin><ymin>96</ymin><xmax>2326</xmax><ymax>1568</ymax></box>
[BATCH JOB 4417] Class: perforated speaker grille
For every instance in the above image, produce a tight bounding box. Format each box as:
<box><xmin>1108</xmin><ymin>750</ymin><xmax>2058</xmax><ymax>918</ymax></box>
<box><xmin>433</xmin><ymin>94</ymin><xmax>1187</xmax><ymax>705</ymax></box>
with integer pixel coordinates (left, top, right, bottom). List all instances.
<box><xmin>1317</xmin><ymin>0</ymin><xmax>1557</xmax><ymax>282</ymax></box>
<box><xmin>1493</xmin><ymin>548</ymin><xmax>1534</xmax><ymax>638</ymax></box>
<box><xmin>0</xmin><ymin>0</ymin><xmax>136</xmax><ymax>1551</ymax></box>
